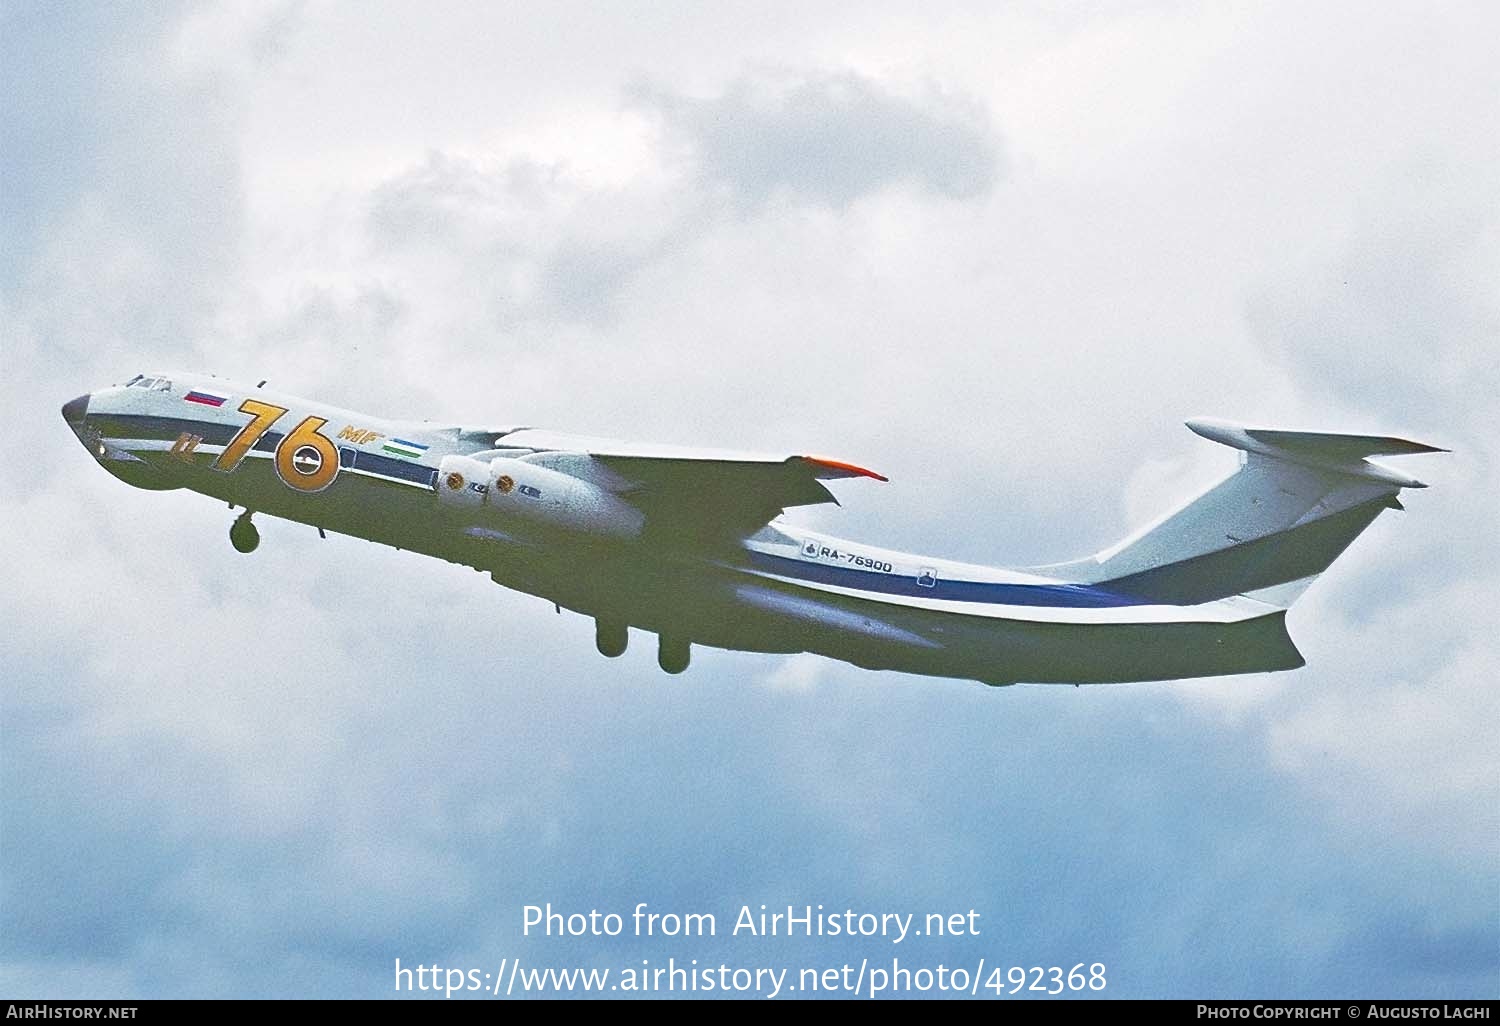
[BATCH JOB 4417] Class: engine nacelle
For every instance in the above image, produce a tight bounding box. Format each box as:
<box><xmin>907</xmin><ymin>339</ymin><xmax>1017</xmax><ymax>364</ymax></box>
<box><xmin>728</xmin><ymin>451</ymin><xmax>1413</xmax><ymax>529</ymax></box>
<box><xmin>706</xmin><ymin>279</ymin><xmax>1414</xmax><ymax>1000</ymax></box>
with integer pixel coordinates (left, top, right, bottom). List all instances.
<box><xmin>435</xmin><ymin>454</ymin><xmax>645</xmax><ymax>540</ymax></box>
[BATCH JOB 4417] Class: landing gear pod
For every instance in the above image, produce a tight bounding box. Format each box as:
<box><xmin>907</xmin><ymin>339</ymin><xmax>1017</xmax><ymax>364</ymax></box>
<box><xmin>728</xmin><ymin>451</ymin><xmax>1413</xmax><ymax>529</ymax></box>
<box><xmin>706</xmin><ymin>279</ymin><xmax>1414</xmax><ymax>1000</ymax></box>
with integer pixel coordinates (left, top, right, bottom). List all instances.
<box><xmin>658</xmin><ymin>635</ymin><xmax>690</xmax><ymax>674</ymax></box>
<box><xmin>596</xmin><ymin>619</ymin><xmax>628</xmax><ymax>658</ymax></box>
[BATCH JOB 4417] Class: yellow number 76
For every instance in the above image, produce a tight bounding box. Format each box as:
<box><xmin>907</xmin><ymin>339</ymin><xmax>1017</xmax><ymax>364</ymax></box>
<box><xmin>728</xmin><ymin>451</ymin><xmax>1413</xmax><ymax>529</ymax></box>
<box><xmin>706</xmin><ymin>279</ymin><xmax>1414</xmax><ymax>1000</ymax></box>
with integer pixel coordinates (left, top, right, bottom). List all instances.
<box><xmin>213</xmin><ymin>399</ymin><xmax>341</xmax><ymax>493</ymax></box>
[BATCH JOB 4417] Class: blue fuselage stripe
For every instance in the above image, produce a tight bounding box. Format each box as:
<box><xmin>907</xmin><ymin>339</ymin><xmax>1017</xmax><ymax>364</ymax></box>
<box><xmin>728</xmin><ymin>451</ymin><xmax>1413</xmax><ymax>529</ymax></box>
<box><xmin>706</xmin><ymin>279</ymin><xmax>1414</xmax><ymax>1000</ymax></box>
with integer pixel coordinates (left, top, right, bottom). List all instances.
<box><xmin>89</xmin><ymin>413</ymin><xmax>240</xmax><ymax>445</ymax></box>
<box><xmin>94</xmin><ymin>413</ymin><xmax>1148</xmax><ymax>604</ymax></box>
<box><xmin>95</xmin><ymin>412</ymin><xmax>438</xmax><ymax>487</ymax></box>
<box><xmin>742</xmin><ymin>551</ymin><xmax>1145</xmax><ymax>608</ymax></box>
<box><xmin>347</xmin><ymin>449</ymin><xmax>440</xmax><ymax>486</ymax></box>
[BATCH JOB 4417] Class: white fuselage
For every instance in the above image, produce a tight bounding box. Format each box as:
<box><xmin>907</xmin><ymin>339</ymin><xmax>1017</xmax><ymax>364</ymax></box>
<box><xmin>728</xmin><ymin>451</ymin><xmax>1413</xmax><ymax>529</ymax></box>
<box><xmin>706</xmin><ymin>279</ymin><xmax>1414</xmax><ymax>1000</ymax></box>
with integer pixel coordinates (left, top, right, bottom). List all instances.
<box><xmin>63</xmin><ymin>372</ymin><xmax>1304</xmax><ymax>685</ymax></box>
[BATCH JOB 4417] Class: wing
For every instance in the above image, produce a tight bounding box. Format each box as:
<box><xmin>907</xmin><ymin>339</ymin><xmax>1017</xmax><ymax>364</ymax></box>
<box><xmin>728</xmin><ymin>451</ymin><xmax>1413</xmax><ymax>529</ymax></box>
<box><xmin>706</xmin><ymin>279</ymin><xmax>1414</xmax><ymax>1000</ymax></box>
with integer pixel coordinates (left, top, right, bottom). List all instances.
<box><xmin>492</xmin><ymin>429</ymin><xmax>886</xmax><ymax>541</ymax></box>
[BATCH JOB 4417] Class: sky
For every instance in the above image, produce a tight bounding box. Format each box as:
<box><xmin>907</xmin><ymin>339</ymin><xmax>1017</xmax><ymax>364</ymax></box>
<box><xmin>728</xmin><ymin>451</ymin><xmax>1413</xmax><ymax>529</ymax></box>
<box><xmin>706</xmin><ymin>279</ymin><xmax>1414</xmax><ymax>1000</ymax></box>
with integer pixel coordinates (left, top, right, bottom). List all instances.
<box><xmin>2</xmin><ymin>0</ymin><xmax>1496</xmax><ymax>1000</ymax></box>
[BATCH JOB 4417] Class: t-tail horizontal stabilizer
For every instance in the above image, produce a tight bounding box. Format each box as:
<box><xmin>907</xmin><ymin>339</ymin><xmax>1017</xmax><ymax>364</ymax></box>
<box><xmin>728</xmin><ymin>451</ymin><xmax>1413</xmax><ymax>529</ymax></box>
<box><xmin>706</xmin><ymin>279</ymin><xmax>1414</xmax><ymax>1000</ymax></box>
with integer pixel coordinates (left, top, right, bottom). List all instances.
<box><xmin>1047</xmin><ymin>419</ymin><xmax>1445</xmax><ymax>608</ymax></box>
<box><xmin>1184</xmin><ymin>418</ymin><xmax>1447</xmax><ymax>488</ymax></box>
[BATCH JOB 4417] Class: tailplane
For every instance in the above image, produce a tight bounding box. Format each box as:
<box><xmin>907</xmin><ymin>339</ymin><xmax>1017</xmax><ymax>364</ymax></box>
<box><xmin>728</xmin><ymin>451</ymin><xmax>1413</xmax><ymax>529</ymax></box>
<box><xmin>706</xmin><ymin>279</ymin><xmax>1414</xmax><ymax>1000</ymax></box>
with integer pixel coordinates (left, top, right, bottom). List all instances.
<box><xmin>1045</xmin><ymin>419</ymin><xmax>1445</xmax><ymax>607</ymax></box>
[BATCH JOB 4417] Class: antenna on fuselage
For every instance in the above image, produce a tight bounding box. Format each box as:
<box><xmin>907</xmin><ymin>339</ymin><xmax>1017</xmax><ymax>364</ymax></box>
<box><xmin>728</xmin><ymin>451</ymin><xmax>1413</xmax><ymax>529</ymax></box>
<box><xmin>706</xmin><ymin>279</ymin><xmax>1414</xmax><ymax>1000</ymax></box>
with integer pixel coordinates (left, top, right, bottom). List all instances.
<box><xmin>256</xmin><ymin>380</ymin><xmax>267</xmax><ymax>388</ymax></box>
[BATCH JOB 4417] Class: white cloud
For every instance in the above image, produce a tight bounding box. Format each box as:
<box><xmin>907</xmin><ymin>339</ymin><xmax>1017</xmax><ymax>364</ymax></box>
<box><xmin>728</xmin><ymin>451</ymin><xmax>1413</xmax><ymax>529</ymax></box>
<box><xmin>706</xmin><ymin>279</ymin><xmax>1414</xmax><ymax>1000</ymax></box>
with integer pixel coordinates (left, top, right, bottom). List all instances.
<box><xmin>1265</xmin><ymin>577</ymin><xmax>1499</xmax><ymax>855</ymax></box>
<box><xmin>760</xmin><ymin>652</ymin><xmax>829</xmax><ymax>692</ymax></box>
<box><xmin>631</xmin><ymin>69</ymin><xmax>1002</xmax><ymax>208</ymax></box>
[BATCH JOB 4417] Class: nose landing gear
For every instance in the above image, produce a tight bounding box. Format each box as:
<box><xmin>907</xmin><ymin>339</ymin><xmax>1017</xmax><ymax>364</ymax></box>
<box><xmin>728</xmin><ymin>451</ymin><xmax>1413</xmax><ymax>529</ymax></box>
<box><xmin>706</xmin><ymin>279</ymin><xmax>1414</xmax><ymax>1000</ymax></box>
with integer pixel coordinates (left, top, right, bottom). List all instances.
<box><xmin>229</xmin><ymin>512</ymin><xmax>260</xmax><ymax>553</ymax></box>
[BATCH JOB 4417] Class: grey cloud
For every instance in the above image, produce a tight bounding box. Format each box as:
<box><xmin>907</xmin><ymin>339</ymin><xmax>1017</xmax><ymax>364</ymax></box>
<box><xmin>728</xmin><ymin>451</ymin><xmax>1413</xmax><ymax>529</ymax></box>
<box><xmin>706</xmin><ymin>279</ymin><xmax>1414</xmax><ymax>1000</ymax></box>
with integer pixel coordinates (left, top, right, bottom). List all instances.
<box><xmin>1239</xmin><ymin>186</ymin><xmax>1498</xmax><ymax>865</ymax></box>
<box><xmin>1241</xmin><ymin>164</ymin><xmax>1498</xmax><ymax>615</ymax></box>
<box><xmin>253</xmin><ymin>284</ymin><xmax>405</xmax><ymax>374</ymax></box>
<box><xmin>631</xmin><ymin>70</ymin><xmax>1004</xmax><ymax>209</ymax></box>
<box><xmin>1245</xmin><ymin>182</ymin><xmax>1499</xmax><ymax>444</ymax></box>
<box><xmin>358</xmin><ymin>70</ymin><xmax>1003</xmax><ymax>330</ymax></box>
<box><xmin>367</xmin><ymin>152</ymin><xmax>566</xmax><ymax>248</ymax></box>
<box><xmin>366</xmin><ymin>150</ymin><xmax>664</xmax><ymax>327</ymax></box>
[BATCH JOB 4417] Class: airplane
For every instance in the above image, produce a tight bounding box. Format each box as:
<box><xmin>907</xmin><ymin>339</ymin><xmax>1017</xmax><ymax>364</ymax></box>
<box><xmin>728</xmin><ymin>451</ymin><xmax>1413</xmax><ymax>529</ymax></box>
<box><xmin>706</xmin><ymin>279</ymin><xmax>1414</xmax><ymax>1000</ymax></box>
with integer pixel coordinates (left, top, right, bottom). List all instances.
<box><xmin>61</xmin><ymin>371</ymin><xmax>1443</xmax><ymax>685</ymax></box>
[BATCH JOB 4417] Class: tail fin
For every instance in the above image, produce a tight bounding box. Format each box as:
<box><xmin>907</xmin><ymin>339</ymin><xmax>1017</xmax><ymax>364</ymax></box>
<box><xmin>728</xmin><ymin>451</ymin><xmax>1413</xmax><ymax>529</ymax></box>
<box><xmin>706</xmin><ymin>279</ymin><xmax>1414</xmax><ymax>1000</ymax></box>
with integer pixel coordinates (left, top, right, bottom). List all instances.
<box><xmin>1048</xmin><ymin>419</ymin><xmax>1445</xmax><ymax>606</ymax></box>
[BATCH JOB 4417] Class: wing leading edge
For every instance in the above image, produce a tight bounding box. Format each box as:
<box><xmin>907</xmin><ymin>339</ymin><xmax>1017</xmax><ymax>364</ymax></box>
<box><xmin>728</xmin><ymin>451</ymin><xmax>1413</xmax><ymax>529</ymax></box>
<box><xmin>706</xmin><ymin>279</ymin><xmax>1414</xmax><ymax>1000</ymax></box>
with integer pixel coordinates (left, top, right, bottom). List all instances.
<box><xmin>488</xmin><ymin>429</ymin><xmax>885</xmax><ymax>541</ymax></box>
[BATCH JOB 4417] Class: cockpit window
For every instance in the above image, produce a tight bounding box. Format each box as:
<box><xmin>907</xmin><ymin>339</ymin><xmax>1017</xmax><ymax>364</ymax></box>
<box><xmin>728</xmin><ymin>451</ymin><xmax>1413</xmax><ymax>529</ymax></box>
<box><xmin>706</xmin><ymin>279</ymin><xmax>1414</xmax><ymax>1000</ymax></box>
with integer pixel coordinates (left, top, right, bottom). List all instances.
<box><xmin>124</xmin><ymin>374</ymin><xmax>144</xmax><ymax>386</ymax></box>
<box><xmin>127</xmin><ymin>375</ymin><xmax>171</xmax><ymax>390</ymax></box>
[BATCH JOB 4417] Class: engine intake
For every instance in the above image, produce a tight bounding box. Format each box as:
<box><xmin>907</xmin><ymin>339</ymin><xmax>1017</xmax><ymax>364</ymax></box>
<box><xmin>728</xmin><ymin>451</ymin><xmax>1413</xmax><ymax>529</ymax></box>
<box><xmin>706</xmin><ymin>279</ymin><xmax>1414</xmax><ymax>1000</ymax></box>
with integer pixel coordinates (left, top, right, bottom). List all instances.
<box><xmin>436</xmin><ymin>454</ymin><xmax>645</xmax><ymax>539</ymax></box>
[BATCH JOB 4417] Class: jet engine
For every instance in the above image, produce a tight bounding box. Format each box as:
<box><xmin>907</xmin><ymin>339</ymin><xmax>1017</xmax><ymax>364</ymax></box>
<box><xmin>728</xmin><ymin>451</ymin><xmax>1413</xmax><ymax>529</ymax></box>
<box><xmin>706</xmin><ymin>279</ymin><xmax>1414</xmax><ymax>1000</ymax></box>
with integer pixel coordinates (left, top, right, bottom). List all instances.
<box><xmin>435</xmin><ymin>454</ymin><xmax>645</xmax><ymax>539</ymax></box>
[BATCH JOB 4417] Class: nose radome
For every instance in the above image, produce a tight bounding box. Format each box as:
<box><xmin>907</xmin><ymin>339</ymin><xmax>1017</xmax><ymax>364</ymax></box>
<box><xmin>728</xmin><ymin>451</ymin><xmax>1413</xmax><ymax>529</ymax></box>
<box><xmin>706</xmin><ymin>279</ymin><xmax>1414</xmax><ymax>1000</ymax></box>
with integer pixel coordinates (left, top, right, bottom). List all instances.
<box><xmin>62</xmin><ymin>393</ymin><xmax>90</xmax><ymax>430</ymax></box>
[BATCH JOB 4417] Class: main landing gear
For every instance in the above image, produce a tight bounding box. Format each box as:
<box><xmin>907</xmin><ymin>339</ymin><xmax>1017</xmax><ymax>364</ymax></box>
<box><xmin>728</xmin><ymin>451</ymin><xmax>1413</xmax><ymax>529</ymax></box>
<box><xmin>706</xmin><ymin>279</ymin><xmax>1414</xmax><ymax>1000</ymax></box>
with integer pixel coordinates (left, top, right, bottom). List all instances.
<box><xmin>229</xmin><ymin>511</ymin><xmax>260</xmax><ymax>553</ymax></box>
<box><xmin>657</xmin><ymin>636</ymin><xmax>691</xmax><ymax>675</ymax></box>
<box><xmin>595</xmin><ymin>619</ymin><xmax>628</xmax><ymax>658</ymax></box>
<box><xmin>591</xmin><ymin>617</ymin><xmax>690</xmax><ymax>674</ymax></box>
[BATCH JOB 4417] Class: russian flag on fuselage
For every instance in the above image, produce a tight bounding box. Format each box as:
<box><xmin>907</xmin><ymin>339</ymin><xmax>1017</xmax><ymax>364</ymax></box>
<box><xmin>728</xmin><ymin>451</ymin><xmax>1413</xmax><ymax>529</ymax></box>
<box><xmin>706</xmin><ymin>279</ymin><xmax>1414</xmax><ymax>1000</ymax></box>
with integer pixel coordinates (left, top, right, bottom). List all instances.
<box><xmin>183</xmin><ymin>389</ymin><xmax>229</xmax><ymax>407</ymax></box>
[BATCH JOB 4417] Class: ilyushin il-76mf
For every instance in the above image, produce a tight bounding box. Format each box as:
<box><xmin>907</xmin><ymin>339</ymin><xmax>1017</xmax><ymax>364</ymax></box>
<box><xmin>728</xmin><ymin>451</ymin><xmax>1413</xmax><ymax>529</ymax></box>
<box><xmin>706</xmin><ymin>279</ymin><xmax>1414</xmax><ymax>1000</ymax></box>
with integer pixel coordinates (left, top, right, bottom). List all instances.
<box><xmin>62</xmin><ymin>372</ymin><xmax>1442</xmax><ymax>685</ymax></box>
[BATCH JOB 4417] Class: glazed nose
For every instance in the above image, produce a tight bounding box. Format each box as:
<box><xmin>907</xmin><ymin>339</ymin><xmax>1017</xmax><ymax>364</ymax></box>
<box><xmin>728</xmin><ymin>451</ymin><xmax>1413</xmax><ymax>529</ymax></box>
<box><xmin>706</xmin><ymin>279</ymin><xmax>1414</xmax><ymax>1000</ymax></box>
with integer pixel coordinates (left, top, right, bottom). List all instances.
<box><xmin>62</xmin><ymin>393</ymin><xmax>90</xmax><ymax>434</ymax></box>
